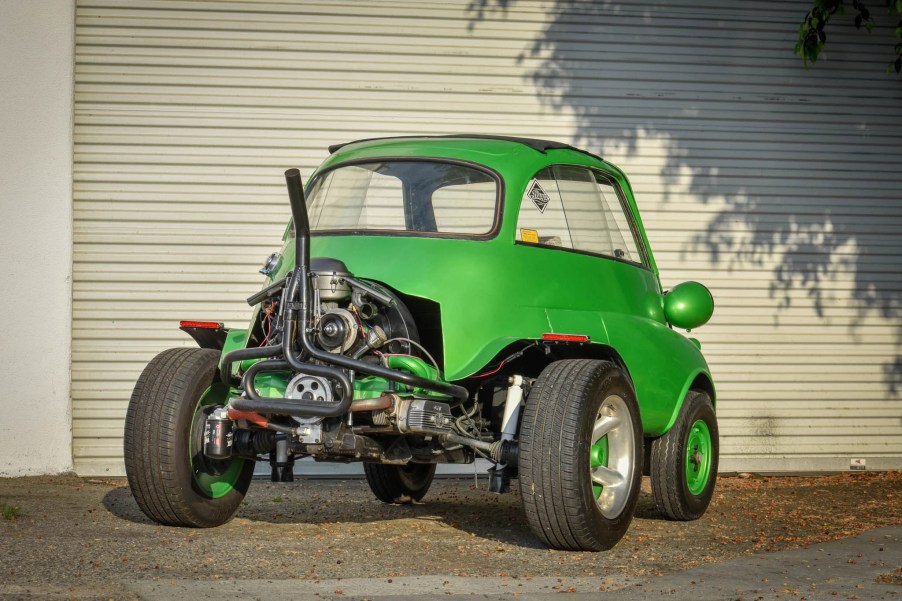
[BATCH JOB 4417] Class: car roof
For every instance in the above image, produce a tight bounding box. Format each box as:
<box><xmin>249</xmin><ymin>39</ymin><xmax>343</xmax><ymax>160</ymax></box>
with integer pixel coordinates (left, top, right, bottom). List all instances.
<box><xmin>329</xmin><ymin>135</ymin><xmax>591</xmax><ymax>155</ymax></box>
<box><xmin>316</xmin><ymin>135</ymin><xmax>630</xmax><ymax>196</ymax></box>
<box><xmin>327</xmin><ymin>135</ymin><xmax>604</xmax><ymax>162</ymax></box>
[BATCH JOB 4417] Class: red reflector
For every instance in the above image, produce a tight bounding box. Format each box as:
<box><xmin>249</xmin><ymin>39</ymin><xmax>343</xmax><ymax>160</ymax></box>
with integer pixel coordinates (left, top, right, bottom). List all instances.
<box><xmin>179</xmin><ymin>320</ymin><xmax>223</xmax><ymax>329</ymax></box>
<box><xmin>542</xmin><ymin>333</ymin><xmax>590</xmax><ymax>343</ymax></box>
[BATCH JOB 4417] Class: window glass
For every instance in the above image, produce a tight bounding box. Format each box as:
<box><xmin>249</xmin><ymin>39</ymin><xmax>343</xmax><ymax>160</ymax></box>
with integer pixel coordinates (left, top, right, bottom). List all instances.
<box><xmin>306</xmin><ymin>161</ymin><xmax>497</xmax><ymax>235</ymax></box>
<box><xmin>515</xmin><ymin>168</ymin><xmax>574</xmax><ymax>248</ymax></box>
<box><xmin>311</xmin><ymin>166</ymin><xmax>406</xmax><ymax>230</ymax></box>
<box><xmin>593</xmin><ymin>173</ymin><xmax>642</xmax><ymax>263</ymax></box>
<box><xmin>432</xmin><ymin>180</ymin><xmax>498</xmax><ymax>234</ymax></box>
<box><xmin>515</xmin><ymin>165</ymin><xmax>644</xmax><ymax>265</ymax></box>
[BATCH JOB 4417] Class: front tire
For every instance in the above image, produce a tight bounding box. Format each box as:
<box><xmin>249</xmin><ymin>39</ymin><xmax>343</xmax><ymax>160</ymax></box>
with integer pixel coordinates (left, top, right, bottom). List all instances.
<box><xmin>650</xmin><ymin>390</ymin><xmax>719</xmax><ymax>521</ymax></box>
<box><xmin>519</xmin><ymin>359</ymin><xmax>643</xmax><ymax>551</ymax></box>
<box><xmin>363</xmin><ymin>462</ymin><xmax>436</xmax><ymax>504</ymax></box>
<box><xmin>124</xmin><ymin>347</ymin><xmax>254</xmax><ymax>527</ymax></box>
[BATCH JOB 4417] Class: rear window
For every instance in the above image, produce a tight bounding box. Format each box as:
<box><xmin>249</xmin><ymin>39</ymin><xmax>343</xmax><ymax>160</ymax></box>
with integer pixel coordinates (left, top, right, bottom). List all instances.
<box><xmin>306</xmin><ymin>161</ymin><xmax>499</xmax><ymax>236</ymax></box>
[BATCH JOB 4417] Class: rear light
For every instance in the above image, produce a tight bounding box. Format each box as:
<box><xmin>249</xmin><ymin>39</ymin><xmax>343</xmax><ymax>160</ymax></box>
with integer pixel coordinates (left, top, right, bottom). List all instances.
<box><xmin>542</xmin><ymin>333</ymin><xmax>590</xmax><ymax>343</ymax></box>
<box><xmin>179</xmin><ymin>320</ymin><xmax>224</xmax><ymax>329</ymax></box>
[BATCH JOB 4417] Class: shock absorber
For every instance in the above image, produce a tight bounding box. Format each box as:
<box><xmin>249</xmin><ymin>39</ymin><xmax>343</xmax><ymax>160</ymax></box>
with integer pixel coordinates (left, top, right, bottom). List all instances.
<box><xmin>489</xmin><ymin>375</ymin><xmax>524</xmax><ymax>494</ymax></box>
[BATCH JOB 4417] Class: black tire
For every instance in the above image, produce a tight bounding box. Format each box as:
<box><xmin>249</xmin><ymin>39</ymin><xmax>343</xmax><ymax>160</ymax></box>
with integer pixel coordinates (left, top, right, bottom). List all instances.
<box><xmin>363</xmin><ymin>462</ymin><xmax>436</xmax><ymax>504</ymax></box>
<box><xmin>124</xmin><ymin>347</ymin><xmax>255</xmax><ymax>527</ymax></box>
<box><xmin>650</xmin><ymin>390</ymin><xmax>719</xmax><ymax>521</ymax></box>
<box><xmin>519</xmin><ymin>359</ymin><xmax>643</xmax><ymax>551</ymax></box>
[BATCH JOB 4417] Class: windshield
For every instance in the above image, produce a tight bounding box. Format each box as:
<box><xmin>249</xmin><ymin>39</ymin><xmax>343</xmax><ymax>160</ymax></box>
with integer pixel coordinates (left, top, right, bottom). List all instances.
<box><xmin>306</xmin><ymin>160</ymin><xmax>499</xmax><ymax>236</ymax></box>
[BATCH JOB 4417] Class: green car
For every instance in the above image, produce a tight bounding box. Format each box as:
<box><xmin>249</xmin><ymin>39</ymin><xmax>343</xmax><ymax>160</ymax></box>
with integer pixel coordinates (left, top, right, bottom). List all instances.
<box><xmin>124</xmin><ymin>135</ymin><xmax>717</xmax><ymax>551</ymax></box>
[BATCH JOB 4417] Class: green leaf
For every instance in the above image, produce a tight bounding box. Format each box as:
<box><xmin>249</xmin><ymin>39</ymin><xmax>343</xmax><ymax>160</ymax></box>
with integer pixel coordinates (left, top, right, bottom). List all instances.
<box><xmin>866</xmin><ymin>20</ymin><xmax>874</xmax><ymax>32</ymax></box>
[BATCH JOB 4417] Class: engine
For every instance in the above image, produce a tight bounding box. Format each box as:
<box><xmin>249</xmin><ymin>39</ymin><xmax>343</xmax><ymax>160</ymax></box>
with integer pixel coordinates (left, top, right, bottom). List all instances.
<box><xmin>268</xmin><ymin>256</ymin><xmax>421</xmax><ymax>420</ymax></box>
<box><xmin>210</xmin><ymin>254</ymin><xmax>487</xmax><ymax>473</ymax></box>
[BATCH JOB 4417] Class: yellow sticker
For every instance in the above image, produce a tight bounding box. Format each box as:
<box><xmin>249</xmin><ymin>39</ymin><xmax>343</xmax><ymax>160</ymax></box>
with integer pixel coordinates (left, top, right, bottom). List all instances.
<box><xmin>520</xmin><ymin>228</ymin><xmax>539</xmax><ymax>244</ymax></box>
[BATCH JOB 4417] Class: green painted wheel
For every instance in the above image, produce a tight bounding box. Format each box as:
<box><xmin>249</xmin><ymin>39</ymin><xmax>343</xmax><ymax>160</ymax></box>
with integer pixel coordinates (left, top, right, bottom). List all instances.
<box><xmin>124</xmin><ymin>348</ymin><xmax>255</xmax><ymax>527</ymax></box>
<box><xmin>685</xmin><ymin>419</ymin><xmax>713</xmax><ymax>496</ymax></box>
<box><xmin>649</xmin><ymin>390</ymin><xmax>719</xmax><ymax>521</ymax></box>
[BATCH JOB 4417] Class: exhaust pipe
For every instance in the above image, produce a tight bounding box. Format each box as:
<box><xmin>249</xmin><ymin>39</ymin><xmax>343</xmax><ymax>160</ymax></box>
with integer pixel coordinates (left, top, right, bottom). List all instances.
<box><xmin>284</xmin><ymin>168</ymin><xmax>310</xmax><ymax>272</ymax></box>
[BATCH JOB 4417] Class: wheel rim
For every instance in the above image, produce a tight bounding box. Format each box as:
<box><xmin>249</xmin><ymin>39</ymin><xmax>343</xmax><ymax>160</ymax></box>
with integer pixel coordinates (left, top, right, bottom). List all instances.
<box><xmin>189</xmin><ymin>383</ymin><xmax>245</xmax><ymax>499</ymax></box>
<box><xmin>685</xmin><ymin>419</ymin><xmax>712</xmax><ymax>496</ymax></box>
<box><xmin>588</xmin><ymin>394</ymin><xmax>635</xmax><ymax>519</ymax></box>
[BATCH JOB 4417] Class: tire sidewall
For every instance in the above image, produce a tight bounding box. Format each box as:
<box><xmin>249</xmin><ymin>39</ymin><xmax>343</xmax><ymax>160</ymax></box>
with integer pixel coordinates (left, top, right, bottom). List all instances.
<box><xmin>396</xmin><ymin>463</ymin><xmax>437</xmax><ymax>500</ymax></box>
<box><xmin>363</xmin><ymin>460</ymin><xmax>436</xmax><ymax>503</ymax></box>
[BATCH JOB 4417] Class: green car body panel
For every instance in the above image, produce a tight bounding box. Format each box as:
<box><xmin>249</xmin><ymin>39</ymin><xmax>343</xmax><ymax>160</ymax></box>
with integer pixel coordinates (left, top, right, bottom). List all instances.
<box><xmin>226</xmin><ymin>137</ymin><xmax>714</xmax><ymax>437</ymax></box>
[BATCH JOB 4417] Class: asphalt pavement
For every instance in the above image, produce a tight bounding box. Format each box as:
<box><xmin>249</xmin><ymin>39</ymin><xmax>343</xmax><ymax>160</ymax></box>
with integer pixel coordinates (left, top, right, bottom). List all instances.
<box><xmin>1</xmin><ymin>474</ymin><xmax>899</xmax><ymax>601</ymax></box>
<box><xmin>119</xmin><ymin>526</ymin><xmax>902</xmax><ymax>600</ymax></box>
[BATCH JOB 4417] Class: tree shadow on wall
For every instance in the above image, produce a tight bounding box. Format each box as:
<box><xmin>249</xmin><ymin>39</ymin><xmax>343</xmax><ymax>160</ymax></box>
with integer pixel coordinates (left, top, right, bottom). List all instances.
<box><xmin>469</xmin><ymin>0</ymin><xmax>902</xmax><ymax>395</ymax></box>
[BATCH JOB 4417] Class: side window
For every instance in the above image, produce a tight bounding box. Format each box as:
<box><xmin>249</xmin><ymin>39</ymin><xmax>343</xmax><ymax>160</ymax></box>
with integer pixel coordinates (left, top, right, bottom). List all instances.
<box><xmin>431</xmin><ymin>180</ymin><xmax>497</xmax><ymax>234</ymax></box>
<box><xmin>515</xmin><ymin>165</ymin><xmax>644</xmax><ymax>265</ymax></box>
<box><xmin>592</xmin><ymin>172</ymin><xmax>642</xmax><ymax>263</ymax></box>
<box><xmin>515</xmin><ymin>168</ymin><xmax>574</xmax><ymax>248</ymax></box>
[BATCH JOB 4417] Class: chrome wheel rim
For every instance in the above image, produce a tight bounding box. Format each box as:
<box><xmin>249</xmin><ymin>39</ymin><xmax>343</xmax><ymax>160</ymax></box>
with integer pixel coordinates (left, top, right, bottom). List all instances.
<box><xmin>589</xmin><ymin>394</ymin><xmax>635</xmax><ymax>519</ymax></box>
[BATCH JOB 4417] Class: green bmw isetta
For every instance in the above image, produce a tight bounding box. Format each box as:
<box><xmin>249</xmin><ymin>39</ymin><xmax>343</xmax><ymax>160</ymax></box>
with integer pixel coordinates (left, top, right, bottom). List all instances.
<box><xmin>124</xmin><ymin>135</ymin><xmax>717</xmax><ymax>551</ymax></box>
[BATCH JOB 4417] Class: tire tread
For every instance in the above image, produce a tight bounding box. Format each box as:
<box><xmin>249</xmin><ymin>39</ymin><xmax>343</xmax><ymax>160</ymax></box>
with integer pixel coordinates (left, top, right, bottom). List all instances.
<box><xmin>519</xmin><ymin>359</ymin><xmax>642</xmax><ymax>551</ymax></box>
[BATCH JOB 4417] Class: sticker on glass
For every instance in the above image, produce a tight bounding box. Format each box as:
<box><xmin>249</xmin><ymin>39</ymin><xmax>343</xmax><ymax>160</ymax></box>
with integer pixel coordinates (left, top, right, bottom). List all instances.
<box><xmin>520</xmin><ymin>228</ymin><xmax>539</xmax><ymax>243</ymax></box>
<box><xmin>526</xmin><ymin>180</ymin><xmax>550</xmax><ymax>213</ymax></box>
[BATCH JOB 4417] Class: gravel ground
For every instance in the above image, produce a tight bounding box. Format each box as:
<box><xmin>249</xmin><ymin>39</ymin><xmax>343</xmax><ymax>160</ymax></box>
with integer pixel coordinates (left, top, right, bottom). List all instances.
<box><xmin>1</xmin><ymin>471</ymin><xmax>899</xmax><ymax>599</ymax></box>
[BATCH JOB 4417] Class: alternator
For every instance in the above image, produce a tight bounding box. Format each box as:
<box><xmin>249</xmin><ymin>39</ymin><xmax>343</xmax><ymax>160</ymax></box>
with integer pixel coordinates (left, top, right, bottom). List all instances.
<box><xmin>316</xmin><ymin>308</ymin><xmax>358</xmax><ymax>352</ymax></box>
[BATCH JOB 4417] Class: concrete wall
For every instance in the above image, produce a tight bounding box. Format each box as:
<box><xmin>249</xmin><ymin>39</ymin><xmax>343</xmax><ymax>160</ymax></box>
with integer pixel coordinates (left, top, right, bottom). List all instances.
<box><xmin>0</xmin><ymin>0</ymin><xmax>74</xmax><ymax>475</ymax></box>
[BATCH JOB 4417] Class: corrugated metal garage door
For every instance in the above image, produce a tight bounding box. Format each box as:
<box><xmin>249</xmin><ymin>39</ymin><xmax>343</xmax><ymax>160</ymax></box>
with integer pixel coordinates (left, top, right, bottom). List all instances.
<box><xmin>73</xmin><ymin>0</ymin><xmax>902</xmax><ymax>475</ymax></box>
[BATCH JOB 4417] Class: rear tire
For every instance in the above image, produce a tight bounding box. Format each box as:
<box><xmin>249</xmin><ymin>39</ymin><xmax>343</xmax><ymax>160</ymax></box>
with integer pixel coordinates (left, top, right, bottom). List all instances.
<box><xmin>364</xmin><ymin>462</ymin><xmax>436</xmax><ymax>504</ymax></box>
<box><xmin>124</xmin><ymin>347</ymin><xmax>254</xmax><ymax>527</ymax></box>
<box><xmin>650</xmin><ymin>390</ymin><xmax>718</xmax><ymax>521</ymax></box>
<box><xmin>519</xmin><ymin>359</ymin><xmax>643</xmax><ymax>551</ymax></box>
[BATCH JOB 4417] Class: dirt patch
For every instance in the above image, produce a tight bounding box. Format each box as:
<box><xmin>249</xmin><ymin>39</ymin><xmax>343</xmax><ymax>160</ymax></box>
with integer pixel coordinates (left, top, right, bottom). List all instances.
<box><xmin>877</xmin><ymin>567</ymin><xmax>902</xmax><ymax>585</ymax></box>
<box><xmin>1</xmin><ymin>471</ymin><xmax>899</xmax><ymax>594</ymax></box>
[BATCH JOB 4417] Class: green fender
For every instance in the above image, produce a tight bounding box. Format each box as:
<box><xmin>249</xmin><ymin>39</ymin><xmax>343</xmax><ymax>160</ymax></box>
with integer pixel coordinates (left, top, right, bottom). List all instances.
<box><xmin>658</xmin><ymin>367</ymin><xmax>717</xmax><ymax>435</ymax></box>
